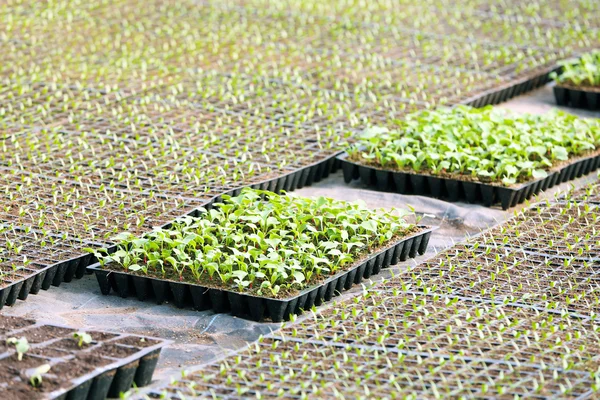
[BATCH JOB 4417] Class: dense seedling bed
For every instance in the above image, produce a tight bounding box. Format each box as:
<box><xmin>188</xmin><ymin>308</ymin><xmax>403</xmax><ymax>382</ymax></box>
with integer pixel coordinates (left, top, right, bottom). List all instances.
<box><xmin>392</xmin><ymin>200</ymin><xmax>600</xmax><ymax>313</ymax></box>
<box><xmin>474</xmin><ymin>200</ymin><xmax>600</xmax><ymax>258</ymax></box>
<box><xmin>340</xmin><ymin>106</ymin><xmax>600</xmax><ymax>209</ymax></box>
<box><xmin>553</xmin><ymin>51</ymin><xmax>600</xmax><ymax>110</ymax></box>
<box><xmin>0</xmin><ymin>3</ymin><xmax>596</xmax><ymax>309</ymax></box>
<box><xmin>88</xmin><ymin>189</ymin><xmax>433</xmax><ymax>321</ymax></box>
<box><xmin>0</xmin><ymin>170</ymin><xmax>206</xmax><ymax>245</ymax></box>
<box><xmin>401</xmin><ymin>246</ymin><xmax>599</xmax><ymax>313</ymax></box>
<box><xmin>141</xmin><ymin>184</ymin><xmax>600</xmax><ymax>398</ymax></box>
<box><xmin>0</xmin><ymin>0</ymin><xmax>597</xmax><ymax>349</ymax></box>
<box><xmin>0</xmin><ymin>315</ymin><xmax>168</xmax><ymax>399</ymax></box>
<box><xmin>145</xmin><ymin>292</ymin><xmax>599</xmax><ymax>399</ymax></box>
<box><xmin>0</xmin><ymin>225</ymin><xmax>99</xmax><ymax>310</ymax></box>
<box><xmin>558</xmin><ymin>181</ymin><xmax>600</xmax><ymax>204</ymax></box>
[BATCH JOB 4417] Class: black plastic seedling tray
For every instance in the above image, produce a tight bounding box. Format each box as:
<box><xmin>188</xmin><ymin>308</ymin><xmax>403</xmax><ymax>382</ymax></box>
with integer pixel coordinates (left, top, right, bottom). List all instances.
<box><xmin>0</xmin><ymin>246</ymin><xmax>101</xmax><ymax>311</ymax></box>
<box><xmin>0</xmin><ymin>153</ymin><xmax>342</xmax><ymax>311</ymax></box>
<box><xmin>88</xmin><ymin>227</ymin><xmax>435</xmax><ymax>323</ymax></box>
<box><xmin>207</xmin><ymin>152</ymin><xmax>342</xmax><ymax>209</ymax></box>
<box><xmin>0</xmin><ymin>316</ymin><xmax>169</xmax><ymax>400</ymax></box>
<box><xmin>338</xmin><ymin>152</ymin><xmax>600</xmax><ymax>210</ymax></box>
<box><xmin>554</xmin><ymin>85</ymin><xmax>600</xmax><ymax>111</ymax></box>
<box><xmin>461</xmin><ymin>67</ymin><xmax>558</xmax><ymax>108</ymax></box>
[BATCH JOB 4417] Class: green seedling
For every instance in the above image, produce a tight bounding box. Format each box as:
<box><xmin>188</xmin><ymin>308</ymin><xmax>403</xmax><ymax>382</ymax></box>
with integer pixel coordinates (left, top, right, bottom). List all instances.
<box><xmin>348</xmin><ymin>106</ymin><xmax>600</xmax><ymax>186</ymax></box>
<box><xmin>73</xmin><ymin>332</ymin><xmax>93</xmax><ymax>347</ymax></box>
<box><xmin>29</xmin><ymin>364</ymin><xmax>51</xmax><ymax>387</ymax></box>
<box><xmin>6</xmin><ymin>337</ymin><xmax>30</xmax><ymax>361</ymax></box>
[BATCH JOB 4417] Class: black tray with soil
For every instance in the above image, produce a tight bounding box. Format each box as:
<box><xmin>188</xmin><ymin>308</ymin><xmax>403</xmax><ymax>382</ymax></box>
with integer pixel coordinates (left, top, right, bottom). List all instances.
<box><xmin>0</xmin><ymin>315</ymin><xmax>169</xmax><ymax>400</ymax></box>
<box><xmin>87</xmin><ymin>227</ymin><xmax>435</xmax><ymax>323</ymax></box>
<box><xmin>0</xmin><ymin>232</ymin><xmax>103</xmax><ymax>311</ymax></box>
<box><xmin>0</xmin><ymin>152</ymin><xmax>342</xmax><ymax>311</ymax></box>
<box><xmin>337</xmin><ymin>152</ymin><xmax>600</xmax><ymax>210</ymax></box>
<box><xmin>152</xmin><ymin>152</ymin><xmax>342</xmax><ymax>231</ymax></box>
<box><xmin>554</xmin><ymin>85</ymin><xmax>600</xmax><ymax>111</ymax></box>
<box><xmin>206</xmin><ymin>152</ymin><xmax>342</xmax><ymax>209</ymax></box>
<box><xmin>461</xmin><ymin>66</ymin><xmax>558</xmax><ymax>108</ymax></box>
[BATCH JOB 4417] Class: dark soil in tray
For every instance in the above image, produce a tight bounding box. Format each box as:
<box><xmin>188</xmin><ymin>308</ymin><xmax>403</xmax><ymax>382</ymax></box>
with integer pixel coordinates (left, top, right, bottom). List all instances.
<box><xmin>94</xmin><ymin>343</ymin><xmax>141</xmax><ymax>359</ymax></box>
<box><xmin>51</xmin><ymin>338</ymin><xmax>94</xmax><ymax>351</ymax></box>
<box><xmin>51</xmin><ymin>354</ymin><xmax>113</xmax><ymax>379</ymax></box>
<box><xmin>0</xmin><ymin>315</ymin><xmax>169</xmax><ymax>400</ymax></box>
<box><xmin>113</xmin><ymin>336</ymin><xmax>162</xmax><ymax>348</ymax></box>
<box><xmin>18</xmin><ymin>326</ymin><xmax>74</xmax><ymax>344</ymax></box>
<box><xmin>27</xmin><ymin>347</ymin><xmax>72</xmax><ymax>359</ymax></box>
<box><xmin>0</xmin><ymin>316</ymin><xmax>36</xmax><ymax>336</ymax></box>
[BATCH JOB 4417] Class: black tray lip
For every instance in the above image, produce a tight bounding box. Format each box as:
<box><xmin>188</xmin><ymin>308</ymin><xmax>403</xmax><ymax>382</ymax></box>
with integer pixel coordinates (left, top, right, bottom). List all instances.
<box><xmin>553</xmin><ymin>84</ymin><xmax>600</xmax><ymax>111</ymax></box>
<box><xmin>92</xmin><ymin>152</ymin><xmax>343</xmax><ymax>253</ymax></box>
<box><xmin>554</xmin><ymin>84</ymin><xmax>600</xmax><ymax>96</ymax></box>
<box><xmin>208</xmin><ymin>150</ymin><xmax>344</xmax><ymax>201</ymax></box>
<box><xmin>87</xmin><ymin>225</ymin><xmax>437</xmax><ymax>305</ymax></box>
<box><xmin>460</xmin><ymin>64</ymin><xmax>559</xmax><ymax>106</ymax></box>
<box><xmin>0</xmin><ymin>319</ymin><xmax>171</xmax><ymax>399</ymax></box>
<box><xmin>0</xmin><ymin>229</ymin><xmax>107</xmax><ymax>305</ymax></box>
<box><xmin>337</xmin><ymin>149</ymin><xmax>600</xmax><ymax>193</ymax></box>
<box><xmin>152</xmin><ymin>151</ymin><xmax>343</xmax><ymax>231</ymax></box>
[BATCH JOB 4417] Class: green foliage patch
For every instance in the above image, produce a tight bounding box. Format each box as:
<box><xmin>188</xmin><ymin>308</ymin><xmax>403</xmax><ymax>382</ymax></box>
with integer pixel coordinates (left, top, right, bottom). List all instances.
<box><xmin>552</xmin><ymin>51</ymin><xmax>600</xmax><ymax>88</ymax></box>
<box><xmin>94</xmin><ymin>189</ymin><xmax>415</xmax><ymax>298</ymax></box>
<box><xmin>348</xmin><ymin>106</ymin><xmax>600</xmax><ymax>186</ymax></box>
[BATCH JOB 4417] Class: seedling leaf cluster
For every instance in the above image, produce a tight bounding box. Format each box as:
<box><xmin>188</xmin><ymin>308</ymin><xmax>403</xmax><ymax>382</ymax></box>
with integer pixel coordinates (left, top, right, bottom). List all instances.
<box><xmin>348</xmin><ymin>106</ymin><xmax>600</xmax><ymax>186</ymax></box>
<box><xmin>552</xmin><ymin>51</ymin><xmax>600</xmax><ymax>89</ymax></box>
<box><xmin>95</xmin><ymin>188</ymin><xmax>415</xmax><ymax>298</ymax></box>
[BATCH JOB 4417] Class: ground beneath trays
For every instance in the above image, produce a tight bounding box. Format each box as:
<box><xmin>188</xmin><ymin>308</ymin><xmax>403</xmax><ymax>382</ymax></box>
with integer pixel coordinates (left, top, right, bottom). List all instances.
<box><xmin>2</xmin><ymin>85</ymin><xmax>599</xmax><ymax>381</ymax></box>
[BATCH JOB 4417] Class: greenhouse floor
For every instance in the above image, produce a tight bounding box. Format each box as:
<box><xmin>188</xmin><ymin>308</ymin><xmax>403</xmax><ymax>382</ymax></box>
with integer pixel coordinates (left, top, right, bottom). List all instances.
<box><xmin>4</xmin><ymin>84</ymin><xmax>600</xmax><ymax>382</ymax></box>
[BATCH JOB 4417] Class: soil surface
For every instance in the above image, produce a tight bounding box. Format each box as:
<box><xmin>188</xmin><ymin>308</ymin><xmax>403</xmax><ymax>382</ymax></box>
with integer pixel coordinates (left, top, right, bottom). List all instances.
<box><xmin>0</xmin><ymin>315</ymin><xmax>165</xmax><ymax>399</ymax></box>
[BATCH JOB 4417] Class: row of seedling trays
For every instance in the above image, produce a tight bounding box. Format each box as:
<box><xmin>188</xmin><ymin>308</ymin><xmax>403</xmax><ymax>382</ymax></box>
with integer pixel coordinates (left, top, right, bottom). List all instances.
<box><xmin>141</xmin><ymin>289</ymin><xmax>598</xmax><ymax>399</ymax></box>
<box><xmin>0</xmin><ymin>153</ymin><xmax>341</xmax><ymax>314</ymax></box>
<box><xmin>0</xmin><ymin>315</ymin><xmax>167</xmax><ymax>399</ymax></box>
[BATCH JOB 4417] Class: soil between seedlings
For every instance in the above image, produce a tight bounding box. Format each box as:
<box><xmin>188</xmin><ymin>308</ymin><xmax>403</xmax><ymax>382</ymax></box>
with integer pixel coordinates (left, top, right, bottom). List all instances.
<box><xmin>50</xmin><ymin>354</ymin><xmax>113</xmax><ymax>379</ymax></box>
<box><xmin>17</xmin><ymin>326</ymin><xmax>74</xmax><ymax>344</ymax></box>
<box><xmin>94</xmin><ymin>343</ymin><xmax>141</xmax><ymax>359</ymax></box>
<box><xmin>113</xmin><ymin>336</ymin><xmax>161</xmax><ymax>348</ymax></box>
<box><xmin>85</xmin><ymin>331</ymin><xmax>120</xmax><ymax>342</ymax></box>
<box><xmin>51</xmin><ymin>338</ymin><xmax>93</xmax><ymax>352</ymax></box>
<box><xmin>0</xmin><ymin>354</ymin><xmax>62</xmax><ymax>399</ymax></box>
<box><xmin>0</xmin><ymin>316</ymin><xmax>36</xmax><ymax>336</ymax></box>
<box><xmin>27</xmin><ymin>347</ymin><xmax>72</xmax><ymax>358</ymax></box>
<box><xmin>100</xmin><ymin>226</ymin><xmax>422</xmax><ymax>299</ymax></box>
